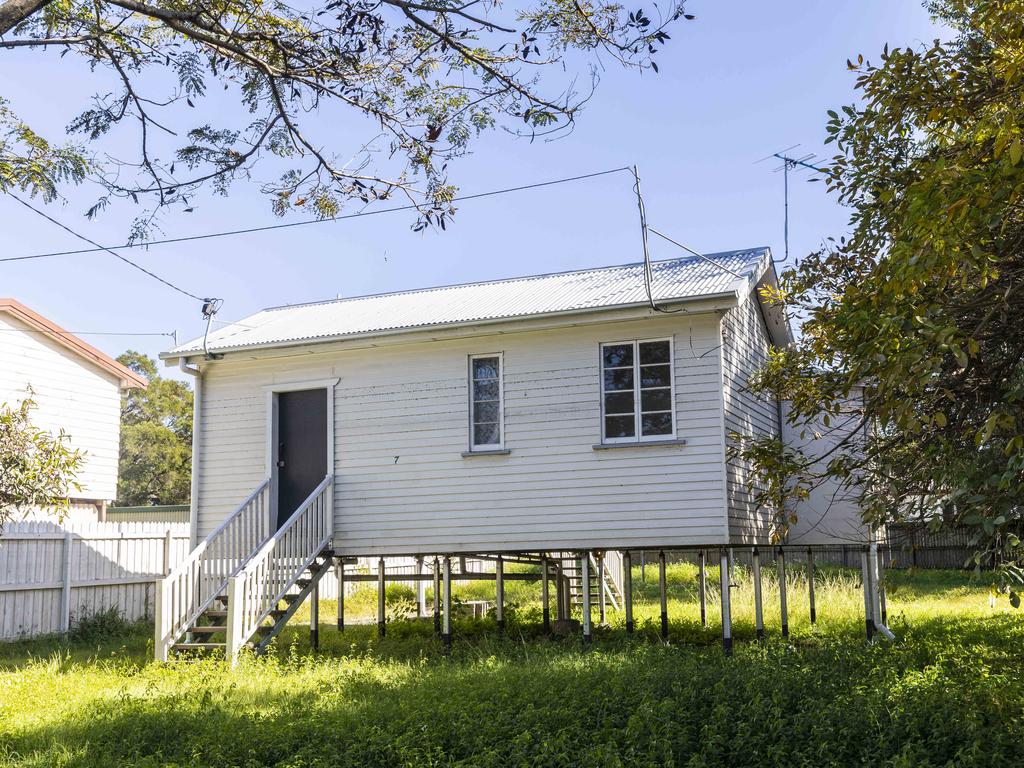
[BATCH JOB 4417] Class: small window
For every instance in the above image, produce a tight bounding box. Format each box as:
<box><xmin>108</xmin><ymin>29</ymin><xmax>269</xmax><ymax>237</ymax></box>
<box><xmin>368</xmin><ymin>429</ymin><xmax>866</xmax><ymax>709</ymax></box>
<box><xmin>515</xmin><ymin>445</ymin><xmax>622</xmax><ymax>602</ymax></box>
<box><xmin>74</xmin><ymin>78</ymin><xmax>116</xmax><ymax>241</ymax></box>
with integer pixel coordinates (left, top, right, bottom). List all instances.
<box><xmin>600</xmin><ymin>339</ymin><xmax>675</xmax><ymax>443</ymax></box>
<box><xmin>469</xmin><ymin>354</ymin><xmax>503</xmax><ymax>449</ymax></box>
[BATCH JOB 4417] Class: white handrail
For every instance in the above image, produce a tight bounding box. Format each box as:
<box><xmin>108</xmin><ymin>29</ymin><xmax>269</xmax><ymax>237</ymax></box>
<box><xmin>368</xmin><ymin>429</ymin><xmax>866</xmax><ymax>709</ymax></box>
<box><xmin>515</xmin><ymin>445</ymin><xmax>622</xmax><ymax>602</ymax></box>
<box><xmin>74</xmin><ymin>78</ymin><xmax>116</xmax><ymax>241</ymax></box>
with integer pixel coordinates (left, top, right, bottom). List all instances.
<box><xmin>603</xmin><ymin>550</ymin><xmax>625</xmax><ymax>598</ymax></box>
<box><xmin>225</xmin><ymin>475</ymin><xmax>332</xmax><ymax>663</ymax></box>
<box><xmin>154</xmin><ymin>479</ymin><xmax>271</xmax><ymax>661</ymax></box>
<box><xmin>588</xmin><ymin>552</ymin><xmax>622</xmax><ymax>613</ymax></box>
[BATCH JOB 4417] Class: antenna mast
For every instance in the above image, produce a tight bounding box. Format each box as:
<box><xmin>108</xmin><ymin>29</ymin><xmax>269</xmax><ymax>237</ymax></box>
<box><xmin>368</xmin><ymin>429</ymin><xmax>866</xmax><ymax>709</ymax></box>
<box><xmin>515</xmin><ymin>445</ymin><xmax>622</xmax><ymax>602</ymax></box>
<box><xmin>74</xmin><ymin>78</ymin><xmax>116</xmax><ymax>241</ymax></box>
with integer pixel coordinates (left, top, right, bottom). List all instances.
<box><xmin>756</xmin><ymin>145</ymin><xmax>827</xmax><ymax>264</ymax></box>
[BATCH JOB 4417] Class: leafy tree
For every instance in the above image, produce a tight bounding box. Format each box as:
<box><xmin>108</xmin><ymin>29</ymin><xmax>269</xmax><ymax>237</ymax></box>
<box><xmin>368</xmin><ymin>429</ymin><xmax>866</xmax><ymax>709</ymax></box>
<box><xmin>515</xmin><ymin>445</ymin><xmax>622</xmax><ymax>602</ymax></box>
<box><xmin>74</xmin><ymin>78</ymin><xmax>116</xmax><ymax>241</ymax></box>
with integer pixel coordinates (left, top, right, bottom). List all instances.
<box><xmin>0</xmin><ymin>391</ymin><xmax>83</xmax><ymax>527</ymax></box>
<box><xmin>737</xmin><ymin>0</ymin><xmax>1024</xmax><ymax>601</ymax></box>
<box><xmin>0</xmin><ymin>0</ymin><xmax>688</xmax><ymax>234</ymax></box>
<box><xmin>116</xmin><ymin>351</ymin><xmax>192</xmax><ymax>505</ymax></box>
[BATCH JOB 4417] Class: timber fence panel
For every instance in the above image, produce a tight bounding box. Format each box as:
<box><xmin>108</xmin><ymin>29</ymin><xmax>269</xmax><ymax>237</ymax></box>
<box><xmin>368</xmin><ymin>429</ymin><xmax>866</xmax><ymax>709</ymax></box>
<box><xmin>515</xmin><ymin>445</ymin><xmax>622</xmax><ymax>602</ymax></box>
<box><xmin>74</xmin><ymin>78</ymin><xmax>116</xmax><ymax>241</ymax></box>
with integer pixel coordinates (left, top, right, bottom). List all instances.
<box><xmin>0</xmin><ymin>521</ymin><xmax>190</xmax><ymax>641</ymax></box>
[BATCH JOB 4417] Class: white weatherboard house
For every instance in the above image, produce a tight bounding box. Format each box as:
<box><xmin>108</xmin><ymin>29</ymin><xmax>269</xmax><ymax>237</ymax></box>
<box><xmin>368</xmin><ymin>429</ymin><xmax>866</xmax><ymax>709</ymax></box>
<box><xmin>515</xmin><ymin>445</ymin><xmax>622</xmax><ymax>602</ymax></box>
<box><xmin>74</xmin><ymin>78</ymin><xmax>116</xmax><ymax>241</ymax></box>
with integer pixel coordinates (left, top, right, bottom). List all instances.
<box><xmin>156</xmin><ymin>249</ymin><xmax>803</xmax><ymax>660</ymax></box>
<box><xmin>0</xmin><ymin>299</ymin><xmax>147</xmax><ymax>522</ymax></box>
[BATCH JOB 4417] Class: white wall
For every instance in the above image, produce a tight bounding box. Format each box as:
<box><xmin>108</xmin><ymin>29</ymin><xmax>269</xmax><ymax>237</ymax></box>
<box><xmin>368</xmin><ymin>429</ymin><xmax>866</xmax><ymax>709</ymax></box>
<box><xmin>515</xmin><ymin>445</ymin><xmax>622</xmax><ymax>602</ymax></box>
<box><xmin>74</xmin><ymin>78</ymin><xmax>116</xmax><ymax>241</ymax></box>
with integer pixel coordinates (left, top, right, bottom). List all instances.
<box><xmin>0</xmin><ymin>313</ymin><xmax>123</xmax><ymax>502</ymax></box>
<box><xmin>195</xmin><ymin>312</ymin><xmax>732</xmax><ymax>554</ymax></box>
<box><xmin>782</xmin><ymin>395</ymin><xmax>869</xmax><ymax>545</ymax></box>
<box><xmin>721</xmin><ymin>287</ymin><xmax>779</xmax><ymax>544</ymax></box>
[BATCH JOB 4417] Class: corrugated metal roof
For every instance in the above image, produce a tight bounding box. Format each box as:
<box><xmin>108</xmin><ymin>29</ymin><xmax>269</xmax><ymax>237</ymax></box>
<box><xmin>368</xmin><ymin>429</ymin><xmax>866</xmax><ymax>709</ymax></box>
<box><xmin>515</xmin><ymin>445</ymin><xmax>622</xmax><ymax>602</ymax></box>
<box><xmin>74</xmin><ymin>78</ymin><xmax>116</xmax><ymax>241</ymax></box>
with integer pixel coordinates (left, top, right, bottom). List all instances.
<box><xmin>166</xmin><ymin>249</ymin><xmax>770</xmax><ymax>357</ymax></box>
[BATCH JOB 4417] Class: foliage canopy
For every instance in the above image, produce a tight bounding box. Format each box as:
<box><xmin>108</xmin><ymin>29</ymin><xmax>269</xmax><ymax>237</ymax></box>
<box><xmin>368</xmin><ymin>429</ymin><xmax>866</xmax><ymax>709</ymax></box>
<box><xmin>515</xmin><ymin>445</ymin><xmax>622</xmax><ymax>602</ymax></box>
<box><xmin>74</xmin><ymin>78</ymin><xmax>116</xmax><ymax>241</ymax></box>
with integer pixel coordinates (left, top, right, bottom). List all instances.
<box><xmin>738</xmin><ymin>0</ymin><xmax>1024</xmax><ymax>599</ymax></box>
<box><xmin>0</xmin><ymin>0</ymin><xmax>688</xmax><ymax>235</ymax></box>
<box><xmin>115</xmin><ymin>351</ymin><xmax>192</xmax><ymax>506</ymax></box>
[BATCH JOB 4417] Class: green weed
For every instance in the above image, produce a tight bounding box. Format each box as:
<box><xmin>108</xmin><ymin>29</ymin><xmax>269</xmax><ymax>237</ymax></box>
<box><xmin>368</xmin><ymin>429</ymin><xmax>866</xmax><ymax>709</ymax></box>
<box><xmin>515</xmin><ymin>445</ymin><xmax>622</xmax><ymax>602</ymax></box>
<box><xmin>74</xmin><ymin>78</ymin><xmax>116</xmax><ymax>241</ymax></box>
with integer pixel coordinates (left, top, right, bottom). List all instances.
<box><xmin>0</xmin><ymin>567</ymin><xmax>1020</xmax><ymax>767</ymax></box>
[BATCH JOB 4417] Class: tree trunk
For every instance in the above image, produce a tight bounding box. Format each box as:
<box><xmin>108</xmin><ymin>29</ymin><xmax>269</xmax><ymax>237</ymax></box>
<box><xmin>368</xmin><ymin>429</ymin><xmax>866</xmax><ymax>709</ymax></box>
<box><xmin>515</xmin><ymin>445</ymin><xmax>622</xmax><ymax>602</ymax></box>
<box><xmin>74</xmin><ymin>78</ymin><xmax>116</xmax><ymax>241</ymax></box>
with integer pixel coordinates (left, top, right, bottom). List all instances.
<box><xmin>0</xmin><ymin>0</ymin><xmax>52</xmax><ymax>36</ymax></box>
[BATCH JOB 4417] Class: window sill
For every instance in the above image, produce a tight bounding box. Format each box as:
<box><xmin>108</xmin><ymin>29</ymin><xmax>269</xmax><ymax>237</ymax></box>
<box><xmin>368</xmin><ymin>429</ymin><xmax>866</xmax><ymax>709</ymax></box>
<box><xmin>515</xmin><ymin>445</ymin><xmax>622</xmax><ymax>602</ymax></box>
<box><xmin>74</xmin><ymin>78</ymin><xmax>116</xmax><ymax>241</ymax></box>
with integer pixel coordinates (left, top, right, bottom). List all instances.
<box><xmin>461</xmin><ymin>448</ymin><xmax>512</xmax><ymax>457</ymax></box>
<box><xmin>592</xmin><ymin>439</ymin><xmax>687</xmax><ymax>451</ymax></box>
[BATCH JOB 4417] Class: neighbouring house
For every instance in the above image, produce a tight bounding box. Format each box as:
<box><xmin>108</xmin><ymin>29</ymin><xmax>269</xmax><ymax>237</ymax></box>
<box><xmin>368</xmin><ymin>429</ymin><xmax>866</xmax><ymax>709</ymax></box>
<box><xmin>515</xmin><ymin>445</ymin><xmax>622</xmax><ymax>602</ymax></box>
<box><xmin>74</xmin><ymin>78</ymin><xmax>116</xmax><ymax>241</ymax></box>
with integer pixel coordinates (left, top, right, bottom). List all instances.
<box><xmin>0</xmin><ymin>299</ymin><xmax>147</xmax><ymax>522</ymax></box>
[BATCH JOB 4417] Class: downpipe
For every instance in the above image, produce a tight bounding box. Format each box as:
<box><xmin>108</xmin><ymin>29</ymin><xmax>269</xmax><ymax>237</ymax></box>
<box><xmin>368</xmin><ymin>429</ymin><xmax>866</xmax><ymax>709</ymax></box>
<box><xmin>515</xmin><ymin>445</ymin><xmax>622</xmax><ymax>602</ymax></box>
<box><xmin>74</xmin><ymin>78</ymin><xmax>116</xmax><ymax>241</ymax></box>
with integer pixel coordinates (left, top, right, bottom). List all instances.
<box><xmin>180</xmin><ymin>357</ymin><xmax>202</xmax><ymax>548</ymax></box>
<box><xmin>869</xmin><ymin>542</ymin><xmax>895</xmax><ymax>642</ymax></box>
<box><xmin>874</xmin><ymin>621</ymin><xmax>896</xmax><ymax>642</ymax></box>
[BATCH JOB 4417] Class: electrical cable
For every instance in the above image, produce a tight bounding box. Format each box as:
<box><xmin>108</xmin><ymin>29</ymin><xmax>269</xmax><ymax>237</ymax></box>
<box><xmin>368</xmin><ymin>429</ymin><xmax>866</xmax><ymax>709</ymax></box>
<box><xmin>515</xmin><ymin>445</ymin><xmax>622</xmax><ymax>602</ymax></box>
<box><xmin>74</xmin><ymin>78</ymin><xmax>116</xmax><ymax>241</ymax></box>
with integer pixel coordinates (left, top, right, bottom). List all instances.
<box><xmin>6</xmin><ymin>193</ymin><xmax>207</xmax><ymax>302</ymax></box>
<box><xmin>0</xmin><ymin>328</ymin><xmax>174</xmax><ymax>337</ymax></box>
<box><xmin>628</xmin><ymin>168</ymin><xmax>746</xmax><ymax>314</ymax></box>
<box><xmin>200</xmin><ymin>297</ymin><xmax>224</xmax><ymax>359</ymax></box>
<box><xmin>1</xmin><ymin>167</ymin><xmax>634</xmax><ymax>263</ymax></box>
<box><xmin>630</xmin><ymin>166</ymin><xmax>685</xmax><ymax>315</ymax></box>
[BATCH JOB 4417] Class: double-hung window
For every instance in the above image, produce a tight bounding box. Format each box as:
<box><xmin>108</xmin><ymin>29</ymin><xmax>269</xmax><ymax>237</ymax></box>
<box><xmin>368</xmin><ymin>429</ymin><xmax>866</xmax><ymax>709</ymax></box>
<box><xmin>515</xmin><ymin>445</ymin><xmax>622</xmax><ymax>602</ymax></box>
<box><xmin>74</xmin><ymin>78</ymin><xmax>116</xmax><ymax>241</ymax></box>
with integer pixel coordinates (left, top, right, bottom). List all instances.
<box><xmin>469</xmin><ymin>354</ymin><xmax>503</xmax><ymax>450</ymax></box>
<box><xmin>600</xmin><ymin>339</ymin><xmax>675</xmax><ymax>443</ymax></box>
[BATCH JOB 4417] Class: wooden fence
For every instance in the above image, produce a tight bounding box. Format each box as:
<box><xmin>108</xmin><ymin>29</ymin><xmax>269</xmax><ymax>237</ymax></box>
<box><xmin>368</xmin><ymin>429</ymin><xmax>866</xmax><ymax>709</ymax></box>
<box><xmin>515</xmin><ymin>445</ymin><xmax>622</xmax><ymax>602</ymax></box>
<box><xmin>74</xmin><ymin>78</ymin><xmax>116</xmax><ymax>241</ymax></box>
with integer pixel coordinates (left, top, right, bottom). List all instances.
<box><xmin>106</xmin><ymin>505</ymin><xmax>191</xmax><ymax>524</ymax></box>
<box><xmin>881</xmin><ymin>523</ymin><xmax>977</xmax><ymax>569</ymax></box>
<box><xmin>0</xmin><ymin>521</ymin><xmax>190</xmax><ymax>641</ymax></box>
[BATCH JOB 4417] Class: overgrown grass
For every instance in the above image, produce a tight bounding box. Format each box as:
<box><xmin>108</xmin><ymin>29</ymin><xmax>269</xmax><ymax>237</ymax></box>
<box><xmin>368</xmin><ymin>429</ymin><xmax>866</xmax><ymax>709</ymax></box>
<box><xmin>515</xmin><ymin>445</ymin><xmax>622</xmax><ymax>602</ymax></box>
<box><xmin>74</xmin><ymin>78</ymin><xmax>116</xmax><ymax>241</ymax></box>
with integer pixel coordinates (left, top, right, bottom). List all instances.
<box><xmin>0</xmin><ymin>567</ymin><xmax>1020</xmax><ymax>767</ymax></box>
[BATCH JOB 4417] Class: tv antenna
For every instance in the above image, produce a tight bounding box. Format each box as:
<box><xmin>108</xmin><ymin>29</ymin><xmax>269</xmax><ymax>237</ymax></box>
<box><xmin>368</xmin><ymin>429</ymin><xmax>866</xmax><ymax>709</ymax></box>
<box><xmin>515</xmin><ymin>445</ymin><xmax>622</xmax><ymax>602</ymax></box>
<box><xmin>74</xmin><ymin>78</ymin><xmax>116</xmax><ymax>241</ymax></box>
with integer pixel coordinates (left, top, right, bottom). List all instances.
<box><xmin>755</xmin><ymin>145</ymin><xmax>828</xmax><ymax>264</ymax></box>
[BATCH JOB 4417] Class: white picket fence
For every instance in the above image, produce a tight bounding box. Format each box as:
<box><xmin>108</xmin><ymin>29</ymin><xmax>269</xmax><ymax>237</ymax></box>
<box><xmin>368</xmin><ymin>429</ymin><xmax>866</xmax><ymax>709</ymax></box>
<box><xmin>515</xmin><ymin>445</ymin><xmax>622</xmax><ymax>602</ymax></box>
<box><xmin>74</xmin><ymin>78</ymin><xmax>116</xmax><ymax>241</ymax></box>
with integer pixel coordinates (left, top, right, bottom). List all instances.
<box><xmin>0</xmin><ymin>520</ymin><xmax>190</xmax><ymax>641</ymax></box>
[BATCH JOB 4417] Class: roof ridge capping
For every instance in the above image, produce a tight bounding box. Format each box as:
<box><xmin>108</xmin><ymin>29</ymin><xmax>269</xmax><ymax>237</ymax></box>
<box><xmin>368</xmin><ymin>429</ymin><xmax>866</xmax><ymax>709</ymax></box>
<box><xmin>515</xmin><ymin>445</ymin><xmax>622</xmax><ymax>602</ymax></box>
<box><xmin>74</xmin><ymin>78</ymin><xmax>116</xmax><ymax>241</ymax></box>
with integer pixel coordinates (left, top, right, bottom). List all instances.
<box><xmin>0</xmin><ymin>298</ymin><xmax>148</xmax><ymax>389</ymax></box>
<box><xmin>262</xmin><ymin>249</ymin><xmax>769</xmax><ymax>313</ymax></box>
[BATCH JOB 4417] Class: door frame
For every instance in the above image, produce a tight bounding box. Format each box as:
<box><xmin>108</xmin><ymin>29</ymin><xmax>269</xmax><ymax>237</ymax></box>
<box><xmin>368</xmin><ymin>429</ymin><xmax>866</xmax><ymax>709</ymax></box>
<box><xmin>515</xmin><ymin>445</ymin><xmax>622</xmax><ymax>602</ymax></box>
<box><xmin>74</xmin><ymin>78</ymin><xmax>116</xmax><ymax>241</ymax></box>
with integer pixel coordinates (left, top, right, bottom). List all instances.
<box><xmin>263</xmin><ymin>378</ymin><xmax>338</xmax><ymax>531</ymax></box>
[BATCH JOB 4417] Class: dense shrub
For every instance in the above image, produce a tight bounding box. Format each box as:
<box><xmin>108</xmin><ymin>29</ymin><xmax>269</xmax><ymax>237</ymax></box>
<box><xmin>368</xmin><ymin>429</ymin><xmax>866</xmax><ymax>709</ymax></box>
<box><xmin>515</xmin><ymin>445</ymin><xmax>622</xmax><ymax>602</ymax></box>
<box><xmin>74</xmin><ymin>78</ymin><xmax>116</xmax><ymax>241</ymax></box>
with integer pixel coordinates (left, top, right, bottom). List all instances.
<box><xmin>67</xmin><ymin>607</ymin><xmax>129</xmax><ymax>644</ymax></box>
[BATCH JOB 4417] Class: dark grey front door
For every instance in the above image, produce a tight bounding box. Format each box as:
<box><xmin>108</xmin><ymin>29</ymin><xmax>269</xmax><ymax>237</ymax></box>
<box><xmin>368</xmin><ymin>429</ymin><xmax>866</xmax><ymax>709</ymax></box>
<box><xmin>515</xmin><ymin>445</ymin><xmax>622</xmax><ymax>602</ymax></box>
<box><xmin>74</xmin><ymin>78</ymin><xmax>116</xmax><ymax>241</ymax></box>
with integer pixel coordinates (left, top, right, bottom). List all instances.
<box><xmin>275</xmin><ymin>389</ymin><xmax>328</xmax><ymax>529</ymax></box>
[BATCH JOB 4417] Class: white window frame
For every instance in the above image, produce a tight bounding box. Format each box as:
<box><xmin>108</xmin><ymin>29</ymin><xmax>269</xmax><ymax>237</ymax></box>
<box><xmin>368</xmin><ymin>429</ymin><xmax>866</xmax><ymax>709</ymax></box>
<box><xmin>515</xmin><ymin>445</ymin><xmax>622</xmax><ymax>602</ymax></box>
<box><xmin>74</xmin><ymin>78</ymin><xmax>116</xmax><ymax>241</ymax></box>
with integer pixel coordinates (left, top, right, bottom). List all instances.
<box><xmin>599</xmin><ymin>337</ymin><xmax>676</xmax><ymax>444</ymax></box>
<box><xmin>468</xmin><ymin>352</ymin><xmax>505</xmax><ymax>451</ymax></box>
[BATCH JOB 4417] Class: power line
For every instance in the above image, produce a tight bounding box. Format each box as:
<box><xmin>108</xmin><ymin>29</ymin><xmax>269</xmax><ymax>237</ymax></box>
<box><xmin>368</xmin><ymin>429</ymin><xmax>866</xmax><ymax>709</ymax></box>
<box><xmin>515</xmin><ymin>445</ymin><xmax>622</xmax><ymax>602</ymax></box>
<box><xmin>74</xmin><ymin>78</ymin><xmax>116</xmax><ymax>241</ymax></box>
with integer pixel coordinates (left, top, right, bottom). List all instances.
<box><xmin>1</xmin><ymin>167</ymin><xmax>634</xmax><ymax>263</ymax></box>
<box><xmin>0</xmin><ymin>328</ymin><xmax>174</xmax><ymax>337</ymax></box>
<box><xmin>630</xmin><ymin>165</ymin><xmax>686</xmax><ymax>315</ymax></box>
<box><xmin>6</xmin><ymin>193</ymin><xmax>206</xmax><ymax>302</ymax></box>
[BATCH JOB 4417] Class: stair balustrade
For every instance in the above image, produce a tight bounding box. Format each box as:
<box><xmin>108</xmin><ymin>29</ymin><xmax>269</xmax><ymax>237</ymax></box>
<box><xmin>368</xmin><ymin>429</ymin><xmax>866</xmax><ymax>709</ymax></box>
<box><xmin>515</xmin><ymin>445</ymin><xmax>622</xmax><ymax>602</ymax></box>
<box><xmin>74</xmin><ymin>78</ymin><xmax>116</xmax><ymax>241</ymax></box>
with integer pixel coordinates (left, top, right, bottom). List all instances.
<box><xmin>154</xmin><ymin>479</ymin><xmax>271</xmax><ymax>661</ymax></box>
<box><xmin>225</xmin><ymin>475</ymin><xmax>333</xmax><ymax>663</ymax></box>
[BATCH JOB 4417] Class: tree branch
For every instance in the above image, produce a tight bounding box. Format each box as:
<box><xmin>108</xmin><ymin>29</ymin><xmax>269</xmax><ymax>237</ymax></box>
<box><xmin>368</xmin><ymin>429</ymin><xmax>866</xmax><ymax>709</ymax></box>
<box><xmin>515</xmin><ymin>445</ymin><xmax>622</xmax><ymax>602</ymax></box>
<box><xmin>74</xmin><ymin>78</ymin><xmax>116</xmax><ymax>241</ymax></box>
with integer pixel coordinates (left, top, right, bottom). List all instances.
<box><xmin>380</xmin><ymin>0</ymin><xmax>516</xmax><ymax>34</ymax></box>
<box><xmin>1</xmin><ymin>33</ymin><xmax>96</xmax><ymax>46</ymax></box>
<box><xmin>400</xmin><ymin>7</ymin><xmax>570</xmax><ymax>116</ymax></box>
<box><xmin>0</xmin><ymin>0</ymin><xmax>51</xmax><ymax>36</ymax></box>
<box><xmin>104</xmin><ymin>0</ymin><xmax>199</xmax><ymax>23</ymax></box>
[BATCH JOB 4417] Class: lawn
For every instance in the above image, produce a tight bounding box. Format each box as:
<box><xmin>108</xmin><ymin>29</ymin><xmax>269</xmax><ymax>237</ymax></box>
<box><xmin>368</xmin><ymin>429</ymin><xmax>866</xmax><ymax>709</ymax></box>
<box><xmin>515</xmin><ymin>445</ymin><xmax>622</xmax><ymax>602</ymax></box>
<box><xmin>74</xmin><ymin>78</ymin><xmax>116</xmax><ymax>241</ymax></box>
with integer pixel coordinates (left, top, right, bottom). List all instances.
<box><xmin>0</xmin><ymin>564</ymin><xmax>1021</xmax><ymax>767</ymax></box>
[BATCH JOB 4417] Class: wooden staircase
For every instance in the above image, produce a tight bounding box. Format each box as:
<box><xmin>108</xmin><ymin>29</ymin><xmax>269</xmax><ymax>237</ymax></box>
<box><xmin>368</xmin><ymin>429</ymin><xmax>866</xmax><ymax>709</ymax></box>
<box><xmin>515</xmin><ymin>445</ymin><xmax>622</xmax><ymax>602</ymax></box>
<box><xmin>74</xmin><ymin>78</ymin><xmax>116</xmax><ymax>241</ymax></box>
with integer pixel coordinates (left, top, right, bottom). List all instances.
<box><xmin>557</xmin><ymin>551</ymin><xmax>623</xmax><ymax>614</ymax></box>
<box><xmin>155</xmin><ymin>475</ymin><xmax>334</xmax><ymax>665</ymax></box>
<box><xmin>169</xmin><ymin>549</ymin><xmax>334</xmax><ymax>656</ymax></box>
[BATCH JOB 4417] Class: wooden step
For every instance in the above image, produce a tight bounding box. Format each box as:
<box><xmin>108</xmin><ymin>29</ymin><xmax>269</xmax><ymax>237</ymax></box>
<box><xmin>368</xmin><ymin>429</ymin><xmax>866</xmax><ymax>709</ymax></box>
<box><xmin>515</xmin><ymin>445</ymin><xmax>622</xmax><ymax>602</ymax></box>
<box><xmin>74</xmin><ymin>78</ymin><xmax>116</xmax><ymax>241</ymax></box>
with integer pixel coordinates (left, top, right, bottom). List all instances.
<box><xmin>282</xmin><ymin>593</ymin><xmax>302</xmax><ymax>604</ymax></box>
<box><xmin>189</xmin><ymin>625</ymin><xmax>226</xmax><ymax>635</ymax></box>
<box><xmin>204</xmin><ymin>610</ymin><xmax>228</xmax><ymax>620</ymax></box>
<box><xmin>172</xmin><ymin>642</ymin><xmax>225</xmax><ymax>651</ymax></box>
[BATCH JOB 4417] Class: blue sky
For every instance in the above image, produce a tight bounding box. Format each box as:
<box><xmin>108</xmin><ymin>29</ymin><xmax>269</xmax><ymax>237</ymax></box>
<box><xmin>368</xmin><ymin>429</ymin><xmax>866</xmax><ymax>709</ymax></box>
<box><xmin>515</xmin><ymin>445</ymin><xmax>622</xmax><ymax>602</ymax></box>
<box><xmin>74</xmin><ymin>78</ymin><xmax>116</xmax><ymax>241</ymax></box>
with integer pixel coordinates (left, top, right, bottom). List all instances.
<box><xmin>0</xmin><ymin>1</ymin><xmax>942</xmax><ymax>379</ymax></box>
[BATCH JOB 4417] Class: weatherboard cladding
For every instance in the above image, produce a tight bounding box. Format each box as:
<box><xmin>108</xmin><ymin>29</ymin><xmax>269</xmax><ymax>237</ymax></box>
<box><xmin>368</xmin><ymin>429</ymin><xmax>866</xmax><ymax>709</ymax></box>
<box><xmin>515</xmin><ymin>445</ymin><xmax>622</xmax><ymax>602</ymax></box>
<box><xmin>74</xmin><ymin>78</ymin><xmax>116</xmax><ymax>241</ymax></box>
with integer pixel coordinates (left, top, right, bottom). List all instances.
<box><xmin>194</xmin><ymin>313</ymin><xmax>730</xmax><ymax>552</ymax></box>
<box><xmin>170</xmin><ymin>249</ymin><xmax>769</xmax><ymax>356</ymax></box>
<box><xmin>722</xmin><ymin>287</ymin><xmax>779</xmax><ymax>544</ymax></box>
